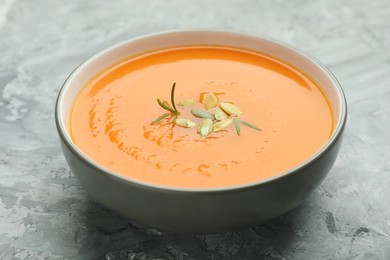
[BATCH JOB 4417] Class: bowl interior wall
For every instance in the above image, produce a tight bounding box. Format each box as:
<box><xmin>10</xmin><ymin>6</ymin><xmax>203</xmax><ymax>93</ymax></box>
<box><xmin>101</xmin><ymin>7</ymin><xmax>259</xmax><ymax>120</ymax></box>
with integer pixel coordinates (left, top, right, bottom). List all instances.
<box><xmin>59</xmin><ymin>31</ymin><xmax>343</xmax><ymax>135</ymax></box>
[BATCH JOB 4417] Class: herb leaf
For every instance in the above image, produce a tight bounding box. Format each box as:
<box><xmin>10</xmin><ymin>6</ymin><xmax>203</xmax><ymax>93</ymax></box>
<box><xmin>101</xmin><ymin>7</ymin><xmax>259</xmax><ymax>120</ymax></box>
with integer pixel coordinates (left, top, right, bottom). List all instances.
<box><xmin>238</xmin><ymin>119</ymin><xmax>262</xmax><ymax>131</ymax></box>
<box><xmin>151</xmin><ymin>113</ymin><xmax>170</xmax><ymax>125</ymax></box>
<box><xmin>233</xmin><ymin>118</ymin><xmax>241</xmax><ymax>136</ymax></box>
<box><xmin>171</xmin><ymin>82</ymin><xmax>178</xmax><ymax>112</ymax></box>
<box><xmin>157</xmin><ymin>98</ymin><xmax>179</xmax><ymax>115</ymax></box>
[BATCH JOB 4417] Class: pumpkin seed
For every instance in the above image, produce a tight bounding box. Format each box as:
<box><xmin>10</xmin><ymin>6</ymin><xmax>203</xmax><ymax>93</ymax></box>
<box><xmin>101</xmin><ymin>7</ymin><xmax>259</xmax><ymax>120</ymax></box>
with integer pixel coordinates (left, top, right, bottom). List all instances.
<box><xmin>191</xmin><ymin>109</ymin><xmax>215</xmax><ymax>120</ymax></box>
<box><xmin>174</xmin><ymin>118</ymin><xmax>196</xmax><ymax>128</ymax></box>
<box><xmin>203</xmin><ymin>91</ymin><xmax>219</xmax><ymax>110</ymax></box>
<box><xmin>214</xmin><ymin>107</ymin><xmax>228</xmax><ymax>120</ymax></box>
<box><xmin>213</xmin><ymin>118</ymin><xmax>233</xmax><ymax>132</ymax></box>
<box><xmin>220</xmin><ymin>102</ymin><xmax>243</xmax><ymax>116</ymax></box>
<box><xmin>198</xmin><ymin>119</ymin><xmax>213</xmax><ymax>138</ymax></box>
<box><xmin>178</xmin><ymin>98</ymin><xmax>197</xmax><ymax>107</ymax></box>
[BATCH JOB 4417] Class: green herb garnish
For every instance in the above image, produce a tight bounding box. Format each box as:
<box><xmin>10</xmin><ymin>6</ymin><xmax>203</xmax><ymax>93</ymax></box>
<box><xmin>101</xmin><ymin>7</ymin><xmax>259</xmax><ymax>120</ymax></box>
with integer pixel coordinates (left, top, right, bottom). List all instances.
<box><xmin>151</xmin><ymin>113</ymin><xmax>170</xmax><ymax>125</ymax></box>
<box><xmin>237</xmin><ymin>119</ymin><xmax>262</xmax><ymax>131</ymax></box>
<box><xmin>171</xmin><ymin>82</ymin><xmax>178</xmax><ymax>111</ymax></box>
<box><xmin>233</xmin><ymin>118</ymin><xmax>241</xmax><ymax>136</ymax></box>
<box><xmin>157</xmin><ymin>99</ymin><xmax>179</xmax><ymax>115</ymax></box>
<box><xmin>151</xmin><ymin>83</ymin><xmax>180</xmax><ymax>125</ymax></box>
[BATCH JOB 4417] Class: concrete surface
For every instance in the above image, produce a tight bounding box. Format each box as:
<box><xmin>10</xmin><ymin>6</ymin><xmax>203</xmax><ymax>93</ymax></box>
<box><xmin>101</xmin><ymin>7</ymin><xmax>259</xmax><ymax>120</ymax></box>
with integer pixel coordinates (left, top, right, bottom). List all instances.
<box><xmin>0</xmin><ymin>0</ymin><xmax>389</xmax><ymax>259</ymax></box>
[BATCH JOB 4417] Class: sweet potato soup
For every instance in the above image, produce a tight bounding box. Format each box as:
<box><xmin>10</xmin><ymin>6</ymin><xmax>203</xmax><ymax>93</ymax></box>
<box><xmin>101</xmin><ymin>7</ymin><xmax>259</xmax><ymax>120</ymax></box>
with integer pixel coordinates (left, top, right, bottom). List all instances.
<box><xmin>70</xmin><ymin>46</ymin><xmax>333</xmax><ymax>188</ymax></box>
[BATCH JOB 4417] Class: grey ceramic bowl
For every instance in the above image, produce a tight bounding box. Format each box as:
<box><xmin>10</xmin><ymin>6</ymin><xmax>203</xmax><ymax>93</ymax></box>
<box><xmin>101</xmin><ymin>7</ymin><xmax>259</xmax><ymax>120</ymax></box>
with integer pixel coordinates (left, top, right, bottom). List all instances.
<box><xmin>55</xmin><ymin>30</ymin><xmax>347</xmax><ymax>233</ymax></box>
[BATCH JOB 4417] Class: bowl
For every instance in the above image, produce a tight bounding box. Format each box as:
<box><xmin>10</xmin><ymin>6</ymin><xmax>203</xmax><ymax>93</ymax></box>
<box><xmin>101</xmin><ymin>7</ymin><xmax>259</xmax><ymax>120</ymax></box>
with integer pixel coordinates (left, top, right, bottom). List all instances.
<box><xmin>55</xmin><ymin>30</ymin><xmax>347</xmax><ymax>233</ymax></box>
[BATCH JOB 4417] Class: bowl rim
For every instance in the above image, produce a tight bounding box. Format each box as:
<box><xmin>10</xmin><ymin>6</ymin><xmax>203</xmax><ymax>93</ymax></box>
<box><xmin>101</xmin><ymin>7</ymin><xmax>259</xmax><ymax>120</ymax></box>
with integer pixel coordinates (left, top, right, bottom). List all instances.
<box><xmin>55</xmin><ymin>29</ymin><xmax>347</xmax><ymax>193</ymax></box>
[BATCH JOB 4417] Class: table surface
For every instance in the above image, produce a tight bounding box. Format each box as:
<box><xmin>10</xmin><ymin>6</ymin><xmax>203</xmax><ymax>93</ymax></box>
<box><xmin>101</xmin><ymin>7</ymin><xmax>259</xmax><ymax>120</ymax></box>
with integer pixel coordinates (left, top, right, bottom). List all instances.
<box><xmin>1</xmin><ymin>0</ymin><xmax>389</xmax><ymax>259</ymax></box>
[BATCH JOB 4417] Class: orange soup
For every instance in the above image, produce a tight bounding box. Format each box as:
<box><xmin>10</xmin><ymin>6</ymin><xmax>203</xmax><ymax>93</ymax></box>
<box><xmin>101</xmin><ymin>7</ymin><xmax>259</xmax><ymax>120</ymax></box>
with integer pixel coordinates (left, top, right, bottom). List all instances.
<box><xmin>70</xmin><ymin>46</ymin><xmax>333</xmax><ymax>188</ymax></box>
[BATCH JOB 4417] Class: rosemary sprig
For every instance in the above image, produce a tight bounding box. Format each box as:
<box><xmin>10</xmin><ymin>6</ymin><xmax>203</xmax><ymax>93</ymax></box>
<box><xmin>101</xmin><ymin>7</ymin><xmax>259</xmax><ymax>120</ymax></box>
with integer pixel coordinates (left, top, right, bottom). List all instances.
<box><xmin>151</xmin><ymin>83</ymin><xmax>180</xmax><ymax>125</ymax></box>
<box><xmin>156</xmin><ymin>82</ymin><xmax>180</xmax><ymax>115</ymax></box>
<box><xmin>151</xmin><ymin>113</ymin><xmax>170</xmax><ymax>125</ymax></box>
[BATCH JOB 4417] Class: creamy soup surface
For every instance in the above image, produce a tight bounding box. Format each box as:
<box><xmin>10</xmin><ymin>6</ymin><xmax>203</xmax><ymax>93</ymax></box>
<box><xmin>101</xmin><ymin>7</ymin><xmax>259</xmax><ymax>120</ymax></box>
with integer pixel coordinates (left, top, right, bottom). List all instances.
<box><xmin>70</xmin><ymin>46</ymin><xmax>333</xmax><ymax>188</ymax></box>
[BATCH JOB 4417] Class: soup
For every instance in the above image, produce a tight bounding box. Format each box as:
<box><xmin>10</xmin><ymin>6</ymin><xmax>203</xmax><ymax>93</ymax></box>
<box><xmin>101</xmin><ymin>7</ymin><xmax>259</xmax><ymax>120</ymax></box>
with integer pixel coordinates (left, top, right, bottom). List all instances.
<box><xmin>70</xmin><ymin>46</ymin><xmax>333</xmax><ymax>188</ymax></box>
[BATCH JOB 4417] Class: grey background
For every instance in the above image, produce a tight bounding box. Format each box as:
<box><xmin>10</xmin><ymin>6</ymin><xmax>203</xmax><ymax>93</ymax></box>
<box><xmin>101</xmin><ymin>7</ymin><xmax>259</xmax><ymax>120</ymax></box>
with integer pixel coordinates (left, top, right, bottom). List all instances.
<box><xmin>1</xmin><ymin>0</ymin><xmax>389</xmax><ymax>259</ymax></box>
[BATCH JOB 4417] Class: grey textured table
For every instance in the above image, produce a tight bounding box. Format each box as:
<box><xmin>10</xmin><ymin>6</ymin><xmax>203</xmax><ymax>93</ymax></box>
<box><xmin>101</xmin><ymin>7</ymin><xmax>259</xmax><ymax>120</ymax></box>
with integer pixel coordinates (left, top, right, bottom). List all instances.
<box><xmin>1</xmin><ymin>0</ymin><xmax>389</xmax><ymax>259</ymax></box>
